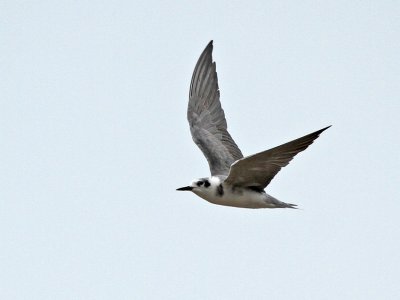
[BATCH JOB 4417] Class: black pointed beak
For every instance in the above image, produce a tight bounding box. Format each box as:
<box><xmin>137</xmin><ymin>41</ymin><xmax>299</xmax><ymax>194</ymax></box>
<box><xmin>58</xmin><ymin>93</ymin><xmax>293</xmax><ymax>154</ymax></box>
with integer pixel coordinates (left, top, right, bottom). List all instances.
<box><xmin>176</xmin><ymin>186</ymin><xmax>193</xmax><ymax>191</ymax></box>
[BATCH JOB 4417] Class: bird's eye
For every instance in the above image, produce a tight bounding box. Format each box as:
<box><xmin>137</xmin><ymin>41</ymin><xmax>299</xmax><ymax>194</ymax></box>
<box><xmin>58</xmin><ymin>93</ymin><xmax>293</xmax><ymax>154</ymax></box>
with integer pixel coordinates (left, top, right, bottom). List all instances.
<box><xmin>197</xmin><ymin>181</ymin><xmax>204</xmax><ymax>186</ymax></box>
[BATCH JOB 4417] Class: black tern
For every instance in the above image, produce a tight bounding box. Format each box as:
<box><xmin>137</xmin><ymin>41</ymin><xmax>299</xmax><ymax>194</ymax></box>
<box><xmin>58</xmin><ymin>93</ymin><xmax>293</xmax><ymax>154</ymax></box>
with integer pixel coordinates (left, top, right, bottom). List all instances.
<box><xmin>177</xmin><ymin>41</ymin><xmax>330</xmax><ymax>209</ymax></box>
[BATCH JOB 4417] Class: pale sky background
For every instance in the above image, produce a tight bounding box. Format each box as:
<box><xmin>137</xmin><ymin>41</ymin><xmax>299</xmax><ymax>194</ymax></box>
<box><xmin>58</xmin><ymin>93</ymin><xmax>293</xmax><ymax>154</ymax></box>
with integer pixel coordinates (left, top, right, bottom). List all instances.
<box><xmin>1</xmin><ymin>1</ymin><xmax>399</xmax><ymax>299</ymax></box>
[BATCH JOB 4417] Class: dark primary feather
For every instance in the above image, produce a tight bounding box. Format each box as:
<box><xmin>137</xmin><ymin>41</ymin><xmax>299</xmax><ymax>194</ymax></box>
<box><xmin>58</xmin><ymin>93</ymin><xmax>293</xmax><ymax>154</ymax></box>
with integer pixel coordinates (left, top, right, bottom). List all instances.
<box><xmin>188</xmin><ymin>41</ymin><xmax>243</xmax><ymax>176</ymax></box>
<box><xmin>224</xmin><ymin>126</ymin><xmax>331</xmax><ymax>189</ymax></box>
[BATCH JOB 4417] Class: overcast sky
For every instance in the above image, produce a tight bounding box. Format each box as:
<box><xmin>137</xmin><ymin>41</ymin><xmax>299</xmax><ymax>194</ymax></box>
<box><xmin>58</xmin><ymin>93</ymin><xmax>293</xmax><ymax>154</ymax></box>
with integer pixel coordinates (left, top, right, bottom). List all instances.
<box><xmin>1</xmin><ymin>1</ymin><xmax>399</xmax><ymax>299</ymax></box>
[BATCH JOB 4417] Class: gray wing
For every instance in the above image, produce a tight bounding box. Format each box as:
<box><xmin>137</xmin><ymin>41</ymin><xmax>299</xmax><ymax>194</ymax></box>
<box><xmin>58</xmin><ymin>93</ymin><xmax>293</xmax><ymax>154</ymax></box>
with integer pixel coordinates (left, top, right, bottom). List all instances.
<box><xmin>188</xmin><ymin>41</ymin><xmax>243</xmax><ymax>176</ymax></box>
<box><xmin>224</xmin><ymin>126</ymin><xmax>331</xmax><ymax>189</ymax></box>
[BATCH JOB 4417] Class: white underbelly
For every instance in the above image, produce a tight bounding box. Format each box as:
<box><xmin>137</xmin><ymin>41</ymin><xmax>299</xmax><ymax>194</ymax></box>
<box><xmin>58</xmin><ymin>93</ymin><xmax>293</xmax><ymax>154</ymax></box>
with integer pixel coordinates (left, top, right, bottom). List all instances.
<box><xmin>199</xmin><ymin>190</ymin><xmax>275</xmax><ymax>209</ymax></box>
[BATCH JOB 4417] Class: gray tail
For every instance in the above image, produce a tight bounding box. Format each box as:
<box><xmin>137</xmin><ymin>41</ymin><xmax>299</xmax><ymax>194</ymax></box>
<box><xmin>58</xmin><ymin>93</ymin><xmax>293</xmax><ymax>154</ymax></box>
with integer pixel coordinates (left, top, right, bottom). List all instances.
<box><xmin>267</xmin><ymin>194</ymin><xmax>298</xmax><ymax>209</ymax></box>
<box><xmin>284</xmin><ymin>203</ymin><xmax>298</xmax><ymax>209</ymax></box>
<box><xmin>276</xmin><ymin>200</ymin><xmax>298</xmax><ymax>209</ymax></box>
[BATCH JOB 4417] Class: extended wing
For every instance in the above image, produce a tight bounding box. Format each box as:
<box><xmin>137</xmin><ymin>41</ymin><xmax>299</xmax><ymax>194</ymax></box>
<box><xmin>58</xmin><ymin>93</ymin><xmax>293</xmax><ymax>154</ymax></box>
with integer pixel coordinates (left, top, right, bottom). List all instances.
<box><xmin>224</xmin><ymin>126</ymin><xmax>330</xmax><ymax>189</ymax></box>
<box><xmin>188</xmin><ymin>41</ymin><xmax>243</xmax><ymax>176</ymax></box>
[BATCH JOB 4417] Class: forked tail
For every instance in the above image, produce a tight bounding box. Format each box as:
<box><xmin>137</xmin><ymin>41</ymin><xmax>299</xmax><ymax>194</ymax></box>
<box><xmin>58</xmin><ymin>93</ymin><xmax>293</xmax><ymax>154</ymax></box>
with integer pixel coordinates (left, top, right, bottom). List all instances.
<box><xmin>265</xmin><ymin>194</ymin><xmax>298</xmax><ymax>209</ymax></box>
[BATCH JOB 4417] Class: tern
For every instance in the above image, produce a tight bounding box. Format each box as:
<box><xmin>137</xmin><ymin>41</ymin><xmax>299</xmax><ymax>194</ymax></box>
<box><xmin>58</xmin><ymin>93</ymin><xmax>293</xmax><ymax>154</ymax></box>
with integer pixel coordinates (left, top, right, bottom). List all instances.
<box><xmin>177</xmin><ymin>41</ymin><xmax>330</xmax><ymax>209</ymax></box>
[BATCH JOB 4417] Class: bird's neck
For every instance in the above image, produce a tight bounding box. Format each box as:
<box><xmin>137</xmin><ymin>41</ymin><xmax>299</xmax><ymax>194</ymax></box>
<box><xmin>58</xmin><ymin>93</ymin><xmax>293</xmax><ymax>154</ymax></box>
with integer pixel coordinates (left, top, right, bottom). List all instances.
<box><xmin>208</xmin><ymin>176</ymin><xmax>222</xmax><ymax>187</ymax></box>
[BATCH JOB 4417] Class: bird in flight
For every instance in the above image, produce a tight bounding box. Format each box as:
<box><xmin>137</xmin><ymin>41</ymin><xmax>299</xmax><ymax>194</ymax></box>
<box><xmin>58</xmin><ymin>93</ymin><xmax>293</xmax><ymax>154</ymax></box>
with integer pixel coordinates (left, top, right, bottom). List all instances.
<box><xmin>177</xmin><ymin>41</ymin><xmax>330</xmax><ymax>209</ymax></box>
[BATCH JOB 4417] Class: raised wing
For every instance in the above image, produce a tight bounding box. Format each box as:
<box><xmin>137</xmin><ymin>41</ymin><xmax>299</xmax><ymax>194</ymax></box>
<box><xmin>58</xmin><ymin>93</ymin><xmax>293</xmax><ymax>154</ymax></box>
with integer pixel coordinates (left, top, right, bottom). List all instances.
<box><xmin>188</xmin><ymin>41</ymin><xmax>243</xmax><ymax>176</ymax></box>
<box><xmin>224</xmin><ymin>126</ymin><xmax>330</xmax><ymax>189</ymax></box>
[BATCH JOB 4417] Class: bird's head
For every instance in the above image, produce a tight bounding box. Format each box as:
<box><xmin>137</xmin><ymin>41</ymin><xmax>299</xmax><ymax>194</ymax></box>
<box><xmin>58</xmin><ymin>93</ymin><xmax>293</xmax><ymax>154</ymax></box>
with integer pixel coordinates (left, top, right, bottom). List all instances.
<box><xmin>176</xmin><ymin>178</ymin><xmax>213</xmax><ymax>194</ymax></box>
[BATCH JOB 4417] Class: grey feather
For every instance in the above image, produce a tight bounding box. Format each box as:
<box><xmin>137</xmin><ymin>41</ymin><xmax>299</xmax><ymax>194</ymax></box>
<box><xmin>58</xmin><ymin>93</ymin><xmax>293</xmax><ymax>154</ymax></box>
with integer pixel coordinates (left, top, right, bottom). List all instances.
<box><xmin>188</xmin><ymin>41</ymin><xmax>243</xmax><ymax>176</ymax></box>
<box><xmin>224</xmin><ymin>126</ymin><xmax>331</xmax><ymax>189</ymax></box>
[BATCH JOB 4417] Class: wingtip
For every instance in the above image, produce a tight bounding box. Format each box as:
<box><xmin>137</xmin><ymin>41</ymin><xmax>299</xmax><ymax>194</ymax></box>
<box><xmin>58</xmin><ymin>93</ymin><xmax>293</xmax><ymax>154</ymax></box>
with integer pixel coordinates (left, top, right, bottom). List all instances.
<box><xmin>319</xmin><ymin>125</ymin><xmax>332</xmax><ymax>133</ymax></box>
<box><xmin>206</xmin><ymin>40</ymin><xmax>213</xmax><ymax>51</ymax></box>
<box><xmin>197</xmin><ymin>41</ymin><xmax>213</xmax><ymax>57</ymax></box>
